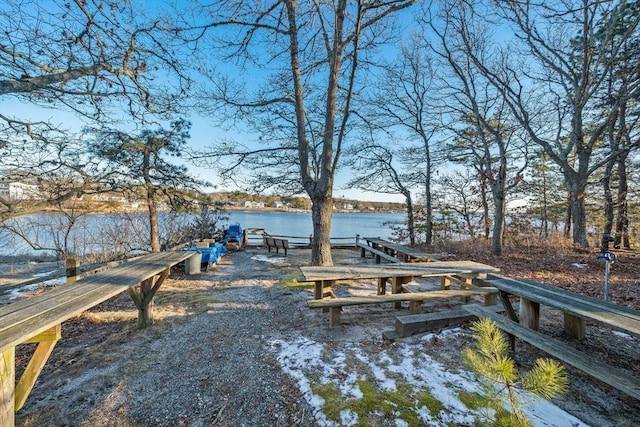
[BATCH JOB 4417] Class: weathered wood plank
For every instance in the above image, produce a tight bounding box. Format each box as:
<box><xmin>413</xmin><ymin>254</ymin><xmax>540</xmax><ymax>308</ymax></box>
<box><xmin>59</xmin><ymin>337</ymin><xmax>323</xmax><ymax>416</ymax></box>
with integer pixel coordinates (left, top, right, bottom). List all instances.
<box><xmin>463</xmin><ymin>304</ymin><xmax>640</xmax><ymax>401</ymax></box>
<box><xmin>395</xmin><ymin>304</ymin><xmax>518</xmax><ymax>337</ymax></box>
<box><xmin>485</xmin><ymin>277</ymin><xmax>640</xmax><ymax>336</ymax></box>
<box><xmin>307</xmin><ymin>288</ymin><xmax>498</xmax><ymax>308</ymax></box>
<box><xmin>0</xmin><ymin>348</ymin><xmax>13</xmax><ymax>426</ymax></box>
<box><xmin>14</xmin><ymin>325</ymin><xmax>61</xmax><ymax>411</ymax></box>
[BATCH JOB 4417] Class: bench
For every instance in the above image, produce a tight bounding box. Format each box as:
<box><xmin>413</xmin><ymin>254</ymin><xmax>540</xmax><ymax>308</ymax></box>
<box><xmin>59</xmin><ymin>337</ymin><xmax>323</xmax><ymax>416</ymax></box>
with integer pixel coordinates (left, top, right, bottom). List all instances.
<box><xmin>263</xmin><ymin>236</ymin><xmax>289</xmax><ymax>255</ymax></box>
<box><xmin>356</xmin><ymin>236</ymin><xmax>437</xmax><ymax>263</ymax></box>
<box><xmin>392</xmin><ymin>303</ymin><xmax>519</xmax><ymax>337</ymax></box>
<box><xmin>0</xmin><ymin>251</ymin><xmax>199</xmax><ymax>424</ymax></box>
<box><xmin>307</xmin><ymin>287</ymin><xmax>498</xmax><ymax>327</ymax></box>
<box><xmin>463</xmin><ymin>304</ymin><xmax>640</xmax><ymax>401</ymax></box>
<box><xmin>483</xmin><ymin>275</ymin><xmax>640</xmax><ymax>339</ymax></box>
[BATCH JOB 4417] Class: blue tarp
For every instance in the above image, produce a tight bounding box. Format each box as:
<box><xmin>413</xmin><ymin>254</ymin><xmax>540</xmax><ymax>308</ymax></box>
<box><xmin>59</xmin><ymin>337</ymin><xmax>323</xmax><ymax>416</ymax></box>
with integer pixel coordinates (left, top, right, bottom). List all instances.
<box><xmin>185</xmin><ymin>243</ymin><xmax>227</xmax><ymax>264</ymax></box>
<box><xmin>225</xmin><ymin>224</ymin><xmax>243</xmax><ymax>242</ymax></box>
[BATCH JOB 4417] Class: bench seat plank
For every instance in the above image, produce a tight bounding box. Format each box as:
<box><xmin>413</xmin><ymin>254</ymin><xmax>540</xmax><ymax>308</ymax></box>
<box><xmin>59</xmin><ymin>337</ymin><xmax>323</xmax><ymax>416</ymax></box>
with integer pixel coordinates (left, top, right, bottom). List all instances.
<box><xmin>308</xmin><ymin>288</ymin><xmax>497</xmax><ymax>308</ymax></box>
<box><xmin>485</xmin><ymin>277</ymin><xmax>640</xmax><ymax>336</ymax></box>
<box><xmin>463</xmin><ymin>304</ymin><xmax>640</xmax><ymax>400</ymax></box>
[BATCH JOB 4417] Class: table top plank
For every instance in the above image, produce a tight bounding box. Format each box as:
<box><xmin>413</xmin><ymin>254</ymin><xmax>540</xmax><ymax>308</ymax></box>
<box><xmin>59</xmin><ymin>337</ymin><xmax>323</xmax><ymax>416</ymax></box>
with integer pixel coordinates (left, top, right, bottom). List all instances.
<box><xmin>299</xmin><ymin>261</ymin><xmax>499</xmax><ymax>282</ymax></box>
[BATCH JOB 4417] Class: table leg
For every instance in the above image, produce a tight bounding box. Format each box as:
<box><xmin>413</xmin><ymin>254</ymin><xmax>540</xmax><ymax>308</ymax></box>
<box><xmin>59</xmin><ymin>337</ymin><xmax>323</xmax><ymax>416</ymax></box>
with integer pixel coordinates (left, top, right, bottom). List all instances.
<box><xmin>377</xmin><ymin>277</ymin><xmax>389</xmax><ymax>295</ymax></box>
<box><xmin>519</xmin><ymin>298</ymin><xmax>540</xmax><ymax>330</ymax></box>
<box><xmin>391</xmin><ymin>277</ymin><xmax>408</xmax><ymax>309</ymax></box>
<box><xmin>564</xmin><ymin>313</ymin><xmax>586</xmax><ymax>340</ymax></box>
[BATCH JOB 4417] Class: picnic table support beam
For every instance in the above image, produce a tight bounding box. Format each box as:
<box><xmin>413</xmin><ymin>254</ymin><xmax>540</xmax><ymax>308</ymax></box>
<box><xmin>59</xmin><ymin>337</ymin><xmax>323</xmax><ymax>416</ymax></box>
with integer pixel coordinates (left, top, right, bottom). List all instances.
<box><xmin>391</xmin><ymin>277</ymin><xmax>407</xmax><ymax>309</ymax></box>
<box><xmin>128</xmin><ymin>268</ymin><xmax>170</xmax><ymax>329</ymax></box>
<box><xmin>564</xmin><ymin>313</ymin><xmax>586</xmax><ymax>340</ymax></box>
<box><xmin>519</xmin><ymin>298</ymin><xmax>540</xmax><ymax>330</ymax></box>
<box><xmin>1</xmin><ymin>348</ymin><xmax>14</xmax><ymax>426</ymax></box>
<box><xmin>15</xmin><ymin>325</ymin><xmax>62</xmax><ymax>411</ymax></box>
<box><xmin>377</xmin><ymin>277</ymin><xmax>389</xmax><ymax>295</ymax></box>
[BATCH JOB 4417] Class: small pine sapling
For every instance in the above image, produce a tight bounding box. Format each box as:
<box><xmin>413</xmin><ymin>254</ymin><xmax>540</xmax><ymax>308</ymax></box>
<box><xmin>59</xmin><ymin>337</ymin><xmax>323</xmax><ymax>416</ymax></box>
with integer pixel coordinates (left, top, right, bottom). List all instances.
<box><xmin>462</xmin><ymin>318</ymin><xmax>568</xmax><ymax>427</ymax></box>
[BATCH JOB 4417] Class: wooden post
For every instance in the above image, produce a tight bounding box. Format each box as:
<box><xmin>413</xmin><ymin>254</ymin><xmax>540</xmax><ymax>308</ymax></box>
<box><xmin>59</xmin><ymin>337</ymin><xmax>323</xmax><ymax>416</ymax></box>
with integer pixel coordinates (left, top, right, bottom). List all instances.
<box><xmin>564</xmin><ymin>313</ymin><xmax>586</xmax><ymax>340</ymax></box>
<box><xmin>65</xmin><ymin>258</ymin><xmax>80</xmax><ymax>284</ymax></box>
<box><xmin>519</xmin><ymin>298</ymin><xmax>540</xmax><ymax>330</ymax></box>
<box><xmin>329</xmin><ymin>307</ymin><xmax>341</xmax><ymax>327</ymax></box>
<box><xmin>16</xmin><ymin>325</ymin><xmax>61</xmax><ymax>411</ymax></box>
<box><xmin>391</xmin><ymin>277</ymin><xmax>403</xmax><ymax>309</ymax></box>
<box><xmin>377</xmin><ymin>278</ymin><xmax>388</xmax><ymax>295</ymax></box>
<box><xmin>0</xmin><ymin>348</ymin><xmax>14</xmax><ymax>427</ymax></box>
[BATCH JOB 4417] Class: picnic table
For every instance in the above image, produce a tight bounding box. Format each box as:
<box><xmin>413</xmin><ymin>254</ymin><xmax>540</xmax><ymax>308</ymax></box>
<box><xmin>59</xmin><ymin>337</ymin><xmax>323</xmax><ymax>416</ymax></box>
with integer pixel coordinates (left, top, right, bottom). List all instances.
<box><xmin>466</xmin><ymin>274</ymin><xmax>640</xmax><ymax>400</ymax></box>
<box><xmin>299</xmin><ymin>261</ymin><xmax>500</xmax><ymax>326</ymax></box>
<box><xmin>0</xmin><ymin>251</ymin><xmax>198</xmax><ymax>424</ymax></box>
<box><xmin>356</xmin><ymin>236</ymin><xmax>438</xmax><ymax>263</ymax></box>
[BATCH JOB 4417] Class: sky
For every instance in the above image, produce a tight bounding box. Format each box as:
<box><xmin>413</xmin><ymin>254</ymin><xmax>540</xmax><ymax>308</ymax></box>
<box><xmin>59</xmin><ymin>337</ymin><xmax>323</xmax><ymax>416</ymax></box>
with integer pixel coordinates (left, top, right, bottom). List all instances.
<box><xmin>1</xmin><ymin>2</ymin><xmax>427</xmax><ymax>205</ymax></box>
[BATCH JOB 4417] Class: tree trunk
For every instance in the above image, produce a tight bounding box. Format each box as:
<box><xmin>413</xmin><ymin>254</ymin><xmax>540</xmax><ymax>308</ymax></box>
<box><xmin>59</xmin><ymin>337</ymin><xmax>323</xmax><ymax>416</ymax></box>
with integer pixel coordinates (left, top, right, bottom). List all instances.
<box><xmin>566</xmin><ymin>181</ymin><xmax>589</xmax><ymax>250</ymax></box>
<box><xmin>614</xmin><ymin>155</ymin><xmax>630</xmax><ymax>249</ymax></box>
<box><xmin>405</xmin><ymin>192</ymin><xmax>416</xmax><ymax>245</ymax></box>
<box><xmin>480</xmin><ymin>176</ymin><xmax>490</xmax><ymax>240</ymax></box>
<box><xmin>310</xmin><ymin>193</ymin><xmax>333</xmax><ymax>266</ymax></box>
<box><xmin>147</xmin><ymin>185</ymin><xmax>161</xmax><ymax>253</ymax></box>
<box><xmin>563</xmin><ymin>192</ymin><xmax>572</xmax><ymax>238</ymax></box>
<box><xmin>424</xmin><ymin>144</ymin><xmax>433</xmax><ymax>245</ymax></box>
<box><xmin>601</xmin><ymin>161</ymin><xmax>615</xmax><ymax>252</ymax></box>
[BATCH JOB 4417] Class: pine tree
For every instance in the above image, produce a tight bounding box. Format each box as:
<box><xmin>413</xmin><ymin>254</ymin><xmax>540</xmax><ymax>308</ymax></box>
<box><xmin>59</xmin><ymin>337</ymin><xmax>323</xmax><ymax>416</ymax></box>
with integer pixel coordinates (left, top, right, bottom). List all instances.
<box><xmin>463</xmin><ymin>318</ymin><xmax>568</xmax><ymax>427</ymax></box>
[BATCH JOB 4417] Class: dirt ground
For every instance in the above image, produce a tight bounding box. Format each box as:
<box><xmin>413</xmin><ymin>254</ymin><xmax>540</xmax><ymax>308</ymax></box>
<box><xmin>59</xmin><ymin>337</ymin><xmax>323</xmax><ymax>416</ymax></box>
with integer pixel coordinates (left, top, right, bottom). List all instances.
<box><xmin>1</xmin><ymin>240</ymin><xmax>639</xmax><ymax>426</ymax></box>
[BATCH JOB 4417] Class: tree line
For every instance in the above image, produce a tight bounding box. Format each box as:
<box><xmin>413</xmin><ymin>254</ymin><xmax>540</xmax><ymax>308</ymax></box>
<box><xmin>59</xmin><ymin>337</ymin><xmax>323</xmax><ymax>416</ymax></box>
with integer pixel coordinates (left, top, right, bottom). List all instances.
<box><xmin>1</xmin><ymin>1</ymin><xmax>638</xmax><ymax>264</ymax></box>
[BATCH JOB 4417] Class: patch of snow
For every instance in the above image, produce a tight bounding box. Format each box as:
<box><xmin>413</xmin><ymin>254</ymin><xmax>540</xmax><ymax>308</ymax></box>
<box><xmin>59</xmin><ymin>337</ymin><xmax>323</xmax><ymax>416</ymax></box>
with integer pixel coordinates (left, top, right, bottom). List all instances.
<box><xmin>32</xmin><ymin>270</ymin><xmax>59</xmax><ymax>278</ymax></box>
<box><xmin>270</xmin><ymin>333</ymin><xmax>589</xmax><ymax>427</ymax></box>
<box><xmin>572</xmin><ymin>263</ymin><xmax>589</xmax><ymax>269</ymax></box>
<box><xmin>9</xmin><ymin>276</ymin><xmax>66</xmax><ymax>299</ymax></box>
<box><xmin>250</xmin><ymin>255</ymin><xmax>289</xmax><ymax>265</ymax></box>
<box><xmin>611</xmin><ymin>330</ymin><xmax>633</xmax><ymax>340</ymax></box>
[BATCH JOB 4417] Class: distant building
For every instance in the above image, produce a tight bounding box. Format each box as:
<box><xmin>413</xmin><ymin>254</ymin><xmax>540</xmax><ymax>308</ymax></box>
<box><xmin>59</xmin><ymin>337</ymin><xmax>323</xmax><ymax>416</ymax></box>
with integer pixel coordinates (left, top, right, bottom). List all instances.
<box><xmin>271</xmin><ymin>201</ymin><xmax>284</xmax><ymax>208</ymax></box>
<box><xmin>0</xmin><ymin>181</ymin><xmax>38</xmax><ymax>200</ymax></box>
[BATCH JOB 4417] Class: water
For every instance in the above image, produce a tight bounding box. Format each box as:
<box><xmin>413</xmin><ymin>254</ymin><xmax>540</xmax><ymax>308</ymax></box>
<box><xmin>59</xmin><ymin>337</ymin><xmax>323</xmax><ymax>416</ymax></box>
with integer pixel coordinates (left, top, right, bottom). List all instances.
<box><xmin>0</xmin><ymin>210</ymin><xmax>405</xmax><ymax>257</ymax></box>
<box><xmin>227</xmin><ymin>210</ymin><xmax>403</xmax><ymax>240</ymax></box>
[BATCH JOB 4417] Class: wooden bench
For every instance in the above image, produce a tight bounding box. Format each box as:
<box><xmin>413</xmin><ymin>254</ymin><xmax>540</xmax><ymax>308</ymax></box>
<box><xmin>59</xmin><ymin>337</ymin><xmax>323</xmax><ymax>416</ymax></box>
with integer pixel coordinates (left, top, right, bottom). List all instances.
<box><xmin>263</xmin><ymin>236</ymin><xmax>289</xmax><ymax>255</ymax></box>
<box><xmin>393</xmin><ymin>303</ymin><xmax>519</xmax><ymax>337</ymax></box>
<box><xmin>463</xmin><ymin>303</ymin><xmax>640</xmax><ymax>401</ymax></box>
<box><xmin>356</xmin><ymin>236</ymin><xmax>437</xmax><ymax>263</ymax></box>
<box><xmin>307</xmin><ymin>288</ymin><xmax>498</xmax><ymax>327</ymax></box>
<box><xmin>483</xmin><ymin>275</ymin><xmax>640</xmax><ymax>339</ymax></box>
<box><xmin>0</xmin><ymin>251</ymin><xmax>198</xmax><ymax>424</ymax></box>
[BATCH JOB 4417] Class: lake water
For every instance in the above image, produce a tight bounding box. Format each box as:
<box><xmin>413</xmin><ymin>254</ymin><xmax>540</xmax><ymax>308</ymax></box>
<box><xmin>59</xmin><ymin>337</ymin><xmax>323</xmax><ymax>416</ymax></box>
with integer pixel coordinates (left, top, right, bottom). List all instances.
<box><xmin>0</xmin><ymin>210</ymin><xmax>405</xmax><ymax>257</ymax></box>
<box><xmin>228</xmin><ymin>210</ymin><xmax>403</xmax><ymax>241</ymax></box>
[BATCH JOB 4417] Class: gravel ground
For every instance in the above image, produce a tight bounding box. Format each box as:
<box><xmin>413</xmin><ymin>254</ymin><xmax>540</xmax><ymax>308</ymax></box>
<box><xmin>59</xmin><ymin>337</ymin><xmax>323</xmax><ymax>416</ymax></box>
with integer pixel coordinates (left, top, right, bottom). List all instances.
<box><xmin>8</xmin><ymin>248</ymin><xmax>640</xmax><ymax>426</ymax></box>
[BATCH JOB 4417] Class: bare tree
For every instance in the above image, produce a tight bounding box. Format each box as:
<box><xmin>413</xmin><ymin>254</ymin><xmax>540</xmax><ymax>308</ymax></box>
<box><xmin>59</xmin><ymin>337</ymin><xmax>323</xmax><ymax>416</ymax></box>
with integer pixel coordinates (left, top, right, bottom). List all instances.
<box><xmin>186</xmin><ymin>1</ymin><xmax>415</xmax><ymax>265</ymax></box>
<box><xmin>0</xmin><ymin>0</ymin><xmax>189</xmax><ymax>208</ymax></box>
<box><xmin>360</xmin><ymin>37</ymin><xmax>441</xmax><ymax>244</ymax></box>
<box><xmin>428</xmin><ymin>4</ymin><xmax>527</xmax><ymax>255</ymax></box>
<box><xmin>436</xmin><ymin>0</ymin><xmax>640</xmax><ymax>250</ymax></box>
<box><xmin>346</xmin><ymin>142</ymin><xmax>418</xmax><ymax>244</ymax></box>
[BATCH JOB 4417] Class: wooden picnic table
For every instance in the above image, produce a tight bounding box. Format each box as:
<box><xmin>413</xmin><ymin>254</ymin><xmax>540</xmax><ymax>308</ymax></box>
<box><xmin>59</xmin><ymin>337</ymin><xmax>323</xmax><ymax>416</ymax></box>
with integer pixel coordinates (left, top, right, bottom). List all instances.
<box><xmin>299</xmin><ymin>262</ymin><xmax>499</xmax><ymax>299</ymax></box>
<box><xmin>0</xmin><ymin>251</ymin><xmax>198</xmax><ymax>424</ymax></box>
<box><xmin>299</xmin><ymin>262</ymin><xmax>501</xmax><ymax>326</ymax></box>
<box><xmin>468</xmin><ymin>274</ymin><xmax>640</xmax><ymax>400</ymax></box>
<box><xmin>356</xmin><ymin>236</ymin><xmax>437</xmax><ymax>263</ymax></box>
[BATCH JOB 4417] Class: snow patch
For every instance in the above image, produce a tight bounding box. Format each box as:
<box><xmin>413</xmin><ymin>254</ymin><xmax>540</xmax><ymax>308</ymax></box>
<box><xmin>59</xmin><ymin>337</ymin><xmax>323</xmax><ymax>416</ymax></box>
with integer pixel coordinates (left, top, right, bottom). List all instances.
<box><xmin>270</xmin><ymin>333</ymin><xmax>589</xmax><ymax>427</ymax></box>
<box><xmin>250</xmin><ymin>255</ymin><xmax>289</xmax><ymax>265</ymax></box>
